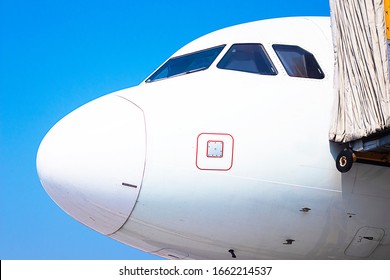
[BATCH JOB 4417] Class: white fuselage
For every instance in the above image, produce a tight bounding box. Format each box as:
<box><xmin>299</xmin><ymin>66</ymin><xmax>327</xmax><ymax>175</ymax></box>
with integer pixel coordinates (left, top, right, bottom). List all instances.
<box><xmin>36</xmin><ymin>17</ymin><xmax>390</xmax><ymax>259</ymax></box>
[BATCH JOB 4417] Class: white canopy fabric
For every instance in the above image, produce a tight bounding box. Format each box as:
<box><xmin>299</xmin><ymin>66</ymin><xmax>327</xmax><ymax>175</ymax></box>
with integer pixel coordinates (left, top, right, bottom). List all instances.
<box><xmin>329</xmin><ymin>0</ymin><xmax>390</xmax><ymax>143</ymax></box>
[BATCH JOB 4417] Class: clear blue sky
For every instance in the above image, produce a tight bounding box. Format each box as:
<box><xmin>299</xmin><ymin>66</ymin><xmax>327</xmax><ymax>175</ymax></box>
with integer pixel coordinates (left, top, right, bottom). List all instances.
<box><xmin>0</xmin><ymin>0</ymin><xmax>330</xmax><ymax>259</ymax></box>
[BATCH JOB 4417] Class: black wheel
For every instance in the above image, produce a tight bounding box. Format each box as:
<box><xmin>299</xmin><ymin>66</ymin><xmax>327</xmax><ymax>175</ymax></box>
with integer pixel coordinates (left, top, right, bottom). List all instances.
<box><xmin>336</xmin><ymin>148</ymin><xmax>355</xmax><ymax>173</ymax></box>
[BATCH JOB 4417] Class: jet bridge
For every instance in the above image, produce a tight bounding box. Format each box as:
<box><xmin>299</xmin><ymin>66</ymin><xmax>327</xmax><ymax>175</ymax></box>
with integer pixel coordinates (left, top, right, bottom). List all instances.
<box><xmin>330</xmin><ymin>0</ymin><xmax>390</xmax><ymax>172</ymax></box>
<box><xmin>336</xmin><ymin>130</ymin><xmax>390</xmax><ymax>172</ymax></box>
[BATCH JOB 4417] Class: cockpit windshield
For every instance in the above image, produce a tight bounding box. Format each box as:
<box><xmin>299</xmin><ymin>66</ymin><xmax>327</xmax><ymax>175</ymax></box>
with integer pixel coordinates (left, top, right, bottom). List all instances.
<box><xmin>146</xmin><ymin>45</ymin><xmax>225</xmax><ymax>83</ymax></box>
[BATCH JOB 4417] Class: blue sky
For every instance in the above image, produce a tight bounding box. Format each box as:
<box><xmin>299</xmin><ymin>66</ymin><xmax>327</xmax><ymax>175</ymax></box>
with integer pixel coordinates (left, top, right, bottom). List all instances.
<box><xmin>0</xmin><ymin>0</ymin><xmax>330</xmax><ymax>259</ymax></box>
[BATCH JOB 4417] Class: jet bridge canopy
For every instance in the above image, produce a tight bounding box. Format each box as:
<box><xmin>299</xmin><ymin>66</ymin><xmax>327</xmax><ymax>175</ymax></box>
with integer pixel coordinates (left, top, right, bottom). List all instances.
<box><xmin>329</xmin><ymin>0</ymin><xmax>390</xmax><ymax>143</ymax></box>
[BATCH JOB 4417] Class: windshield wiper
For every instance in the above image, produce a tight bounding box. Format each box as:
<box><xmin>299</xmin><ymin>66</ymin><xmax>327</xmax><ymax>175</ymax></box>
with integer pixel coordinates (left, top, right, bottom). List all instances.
<box><xmin>147</xmin><ymin>67</ymin><xmax>208</xmax><ymax>83</ymax></box>
<box><xmin>185</xmin><ymin>67</ymin><xmax>207</xmax><ymax>74</ymax></box>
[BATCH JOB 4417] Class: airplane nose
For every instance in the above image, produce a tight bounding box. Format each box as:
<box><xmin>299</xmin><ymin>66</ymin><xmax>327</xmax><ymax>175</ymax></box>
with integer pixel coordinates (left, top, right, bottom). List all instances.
<box><xmin>36</xmin><ymin>94</ymin><xmax>146</xmax><ymax>235</ymax></box>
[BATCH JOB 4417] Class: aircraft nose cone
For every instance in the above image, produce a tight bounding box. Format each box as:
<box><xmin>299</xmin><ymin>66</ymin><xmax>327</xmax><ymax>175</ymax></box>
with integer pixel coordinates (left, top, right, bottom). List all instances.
<box><xmin>36</xmin><ymin>95</ymin><xmax>146</xmax><ymax>235</ymax></box>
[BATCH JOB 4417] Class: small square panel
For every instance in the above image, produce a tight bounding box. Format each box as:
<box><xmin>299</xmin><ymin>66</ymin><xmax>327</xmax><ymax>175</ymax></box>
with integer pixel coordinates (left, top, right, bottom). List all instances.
<box><xmin>207</xmin><ymin>141</ymin><xmax>224</xmax><ymax>158</ymax></box>
<box><xmin>196</xmin><ymin>133</ymin><xmax>234</xmax><ymax>171</ymax></box>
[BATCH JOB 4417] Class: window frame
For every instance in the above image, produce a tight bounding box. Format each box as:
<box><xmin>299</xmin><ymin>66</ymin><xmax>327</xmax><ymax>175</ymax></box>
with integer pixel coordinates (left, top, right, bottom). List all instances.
<box><xmin>217</xmin><ymin>43</ymin><xmax>278</xmax><ymax>76</ymax></box>
<box><xmin>145</xmin><ymin>45</ymin><xmax>226</xmax><ymax>83</ymax></box>
<box><xmin>272</xmin><ymin>44</ymin><xmax>325</xmax><ymax>79</ymax></box>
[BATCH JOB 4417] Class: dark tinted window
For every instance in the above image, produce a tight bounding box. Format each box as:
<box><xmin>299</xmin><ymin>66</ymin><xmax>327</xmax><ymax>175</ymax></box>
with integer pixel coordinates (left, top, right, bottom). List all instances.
<box><xmin>217</xmin><ymin>44</ymin><xmax>277</xmax><ymax>75</ymax></box>
<box><xmin>273</xmin><ymin>44</ymin><xmax>324</xmax><ymax>79</ymax></box>
<box><xmin>146</xmin><ymin>45</ymin><xmax>225</xmax><ymax>82</ymax></box>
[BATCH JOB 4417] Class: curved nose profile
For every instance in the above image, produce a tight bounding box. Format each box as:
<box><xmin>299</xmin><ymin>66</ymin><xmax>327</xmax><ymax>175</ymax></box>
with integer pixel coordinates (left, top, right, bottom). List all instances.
<box><xmin>36</xmin><ymin>94</ymin><xmax>146</xmax><ymax>235</ymax></box>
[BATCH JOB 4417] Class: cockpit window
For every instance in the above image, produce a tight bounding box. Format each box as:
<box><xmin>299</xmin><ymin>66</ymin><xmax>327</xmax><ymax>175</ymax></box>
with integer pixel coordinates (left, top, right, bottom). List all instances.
<box><xmin>217</xmin><ymin>44</ymin><xmax>277</xmax><ymax>75</ymax></box>
<box><xmin>273</xmin><ymin>44</ymin><xmax>324</xmax><ymax>79</ymax></box>
<box><xmin>146</xmin><ymin>45</ymin><xmax>225</xmax><ymax>83</ymax></box>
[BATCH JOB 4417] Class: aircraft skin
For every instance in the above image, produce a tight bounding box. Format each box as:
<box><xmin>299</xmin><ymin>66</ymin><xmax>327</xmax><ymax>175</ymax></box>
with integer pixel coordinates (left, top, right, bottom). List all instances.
<box><xmin>36</xmin><ymin>17</ymin><xmax>390</xmax><ymax>259</ymax></box>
